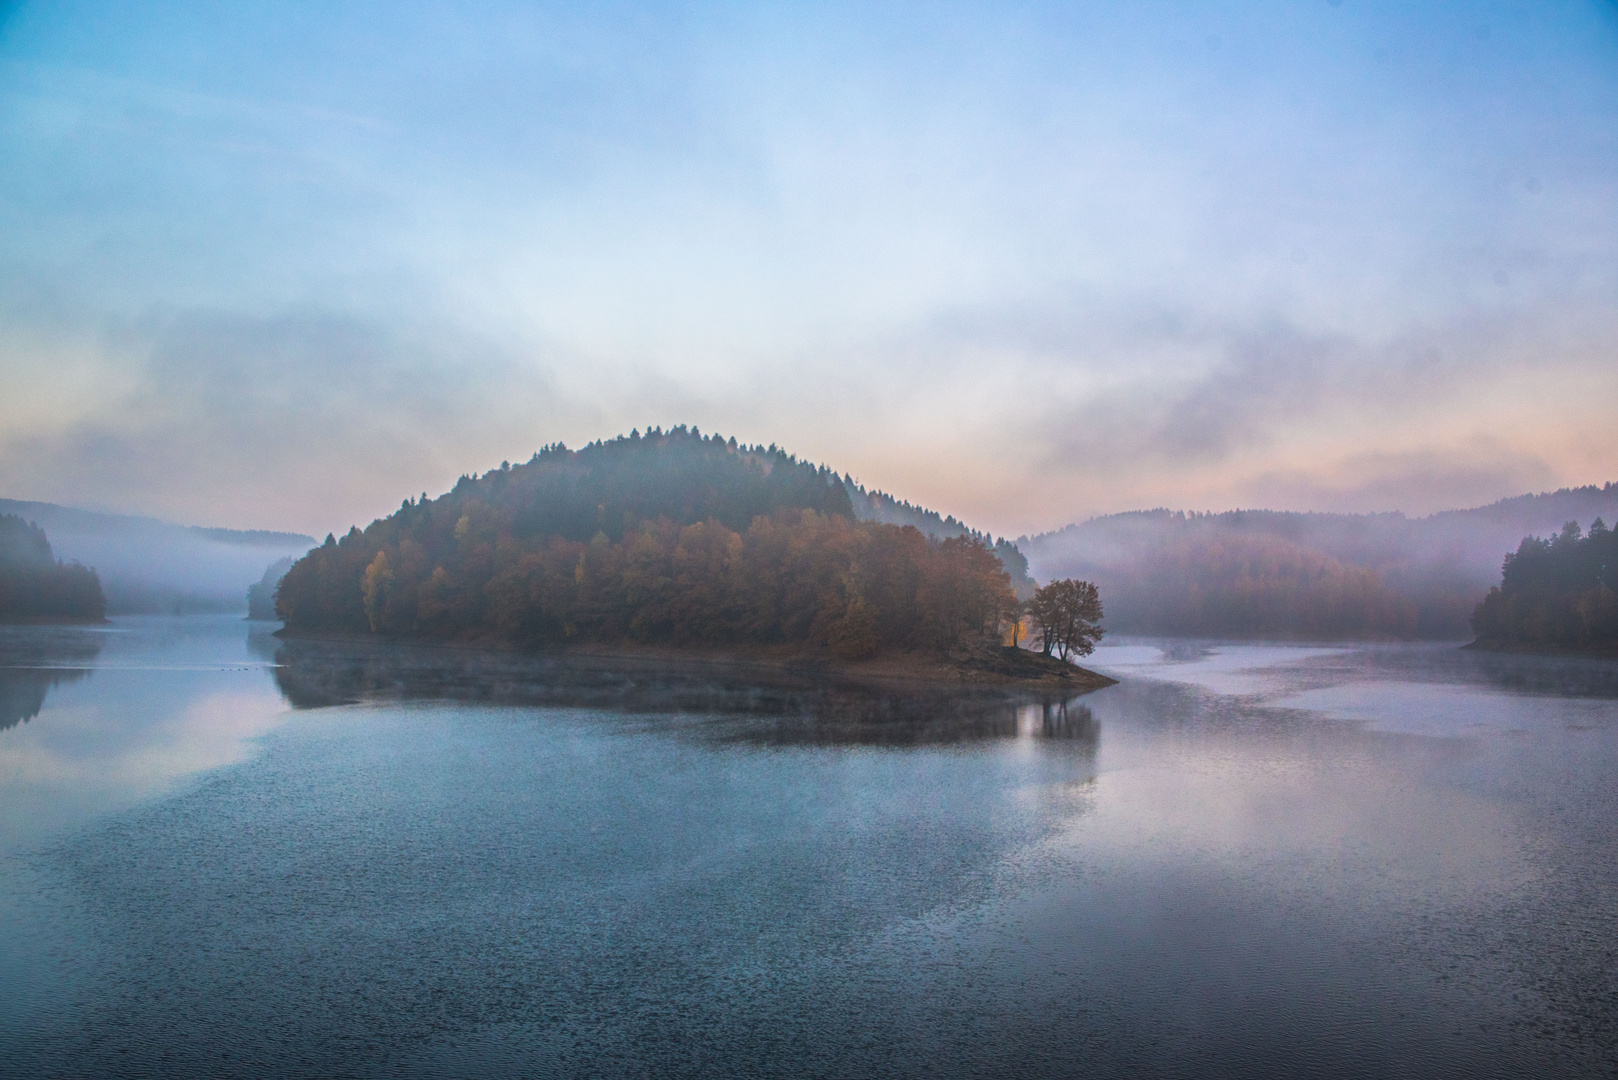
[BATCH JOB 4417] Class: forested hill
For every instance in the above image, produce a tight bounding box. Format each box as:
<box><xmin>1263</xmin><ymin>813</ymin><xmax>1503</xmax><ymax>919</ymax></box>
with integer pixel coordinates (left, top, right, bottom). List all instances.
<box><xmin>845</xmin><ymin>484</ymin><xmax>1034</xmax><ymax>598</ymax></box>
<box><xmin>454</xmin><ymin>428</ymin><xmax>853</xmax><ymax>539</ymax></box>
<box><xmin>276</xmin><ymin>428</ymin><xmax>1021</xmax><ymax>659</ymax></box>
<box><xmin>1020</xmin><ymin>482</ymin><xmax>1618</xmax><ymax>639</ymax></box>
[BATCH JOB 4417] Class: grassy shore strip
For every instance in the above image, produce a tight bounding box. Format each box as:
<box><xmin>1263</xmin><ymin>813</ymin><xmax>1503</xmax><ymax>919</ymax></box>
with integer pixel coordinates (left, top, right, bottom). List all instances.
<box><xmin>274</xmin><ymin>628</ymin><xmax>1116</xmax><ymax>692</ymax></box>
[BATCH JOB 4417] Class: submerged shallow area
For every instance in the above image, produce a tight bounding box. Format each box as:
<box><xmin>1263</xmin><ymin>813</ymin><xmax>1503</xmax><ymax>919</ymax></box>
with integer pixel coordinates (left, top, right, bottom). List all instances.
<box><xmin>1</xmin><ymin>617</ymin><xmax>1615</xmax><ymax>1077</ymax></box>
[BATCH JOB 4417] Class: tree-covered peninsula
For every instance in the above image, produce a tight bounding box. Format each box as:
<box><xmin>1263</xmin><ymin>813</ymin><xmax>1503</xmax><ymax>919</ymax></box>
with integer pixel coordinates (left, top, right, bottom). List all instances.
<box><xmin>1470</xmin><ymin>519</ymin><xmax>1618</xmax><ymax>655</ymax></box>
<box><xmin>277</xmin><ymin>429</ymin><xmax>1101</xmax><ymax>684</ymax></box>
<box><xmin>0</xmin><ymin>514</ymin><xmax>106</xmax><ymax>622</ymax></box>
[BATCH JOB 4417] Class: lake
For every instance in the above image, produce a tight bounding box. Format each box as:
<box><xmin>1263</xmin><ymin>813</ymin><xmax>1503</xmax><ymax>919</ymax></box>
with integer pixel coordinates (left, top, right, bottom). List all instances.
<box><xmin>1</xmin><ymin>616</ymin><xmax>1615</xmax><ymax>1078</ymax></box>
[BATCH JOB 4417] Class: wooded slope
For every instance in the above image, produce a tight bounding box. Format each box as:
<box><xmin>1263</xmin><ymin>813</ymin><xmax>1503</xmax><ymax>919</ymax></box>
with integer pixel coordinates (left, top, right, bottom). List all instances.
<box><xmin>277</xmin><ymin>428</ymin><xmax>1019</xmax><ymax>659</ymax></box>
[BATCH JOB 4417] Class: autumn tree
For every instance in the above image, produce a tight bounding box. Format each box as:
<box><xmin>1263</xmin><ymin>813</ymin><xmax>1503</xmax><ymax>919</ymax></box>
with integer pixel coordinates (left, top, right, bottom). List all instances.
<box><xmin>275</xmin><ymin>429</ymin><xmax>1021</xmax><ymax>658</ymax></box>
<box><xmin>1026</xmin><ymin>578</ymin><xmax>1104</xmax><ymax>661</ymax></box>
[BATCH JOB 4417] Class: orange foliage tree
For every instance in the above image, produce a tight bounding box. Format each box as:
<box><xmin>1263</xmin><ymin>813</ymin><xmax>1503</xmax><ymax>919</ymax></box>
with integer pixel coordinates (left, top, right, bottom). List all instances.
<box><xmin>277</xmin><ymin>429</ymin><xmax>1018</xmax><ymax>657</ymax></box>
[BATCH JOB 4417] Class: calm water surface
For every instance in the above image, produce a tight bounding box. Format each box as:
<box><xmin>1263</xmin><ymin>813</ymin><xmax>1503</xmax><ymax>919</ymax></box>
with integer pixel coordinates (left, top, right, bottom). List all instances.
<box><xmin>1</xmin><ymin>617</ymin><xmax>1616</xmax><ymax>1078</ymax></box>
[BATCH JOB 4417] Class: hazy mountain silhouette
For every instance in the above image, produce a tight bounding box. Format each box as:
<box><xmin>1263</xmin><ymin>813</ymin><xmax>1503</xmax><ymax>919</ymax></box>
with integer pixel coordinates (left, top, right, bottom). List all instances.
<box><xmin>1021</xmin><ymin>482</ymin><xmax>1618</xmax><ymax>639</ymax></box>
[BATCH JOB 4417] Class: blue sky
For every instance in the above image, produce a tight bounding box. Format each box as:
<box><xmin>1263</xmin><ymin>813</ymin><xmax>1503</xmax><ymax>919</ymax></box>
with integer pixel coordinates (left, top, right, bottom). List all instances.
<box><xmin>1</xmin><ymin>1</ymin><xmax>1614</xmax><ymax>536</ymax></box>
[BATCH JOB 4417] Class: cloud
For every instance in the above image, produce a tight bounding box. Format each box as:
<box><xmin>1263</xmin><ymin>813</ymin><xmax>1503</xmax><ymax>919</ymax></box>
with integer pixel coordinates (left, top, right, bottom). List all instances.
<box><xmin>0</xmin><ymin>307</ymin><xmax>575</xmax><ymax>534</ymax></box>
<box><xmin>1012</xmin><ymin>293</ymin><xmax>1616</xmax><ymax>472</ymax></box>
<box><xmin>4</xmin><ymin>276</ymin><xmax>1614</xmax><ymax>541</ymax></box>
<box><xmin>1235</xmin><ymin>441</ymin><xmax>1560</xmax><ymax>516</ymax></box>
<box><xmin>1</xmin><ymin>1</ymin><xmax>1616</xmax><ymax>537</ymax></box>
<box><xmin>725</xmin><ymin>288</ymin><xmax>1618</xmax><ymax>532</ymax></box>
<box><xmin>1031</xmin><ymin>317</ymin><xmax>1344</xmax><ymax>469</ymax></box>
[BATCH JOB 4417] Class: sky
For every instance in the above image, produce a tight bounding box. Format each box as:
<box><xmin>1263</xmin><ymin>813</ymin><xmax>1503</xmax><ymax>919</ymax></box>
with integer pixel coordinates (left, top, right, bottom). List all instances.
<box><xmin>0</xmin><ymin>0</ymin><xmax>1615</xmax><ymax>539</ymax></box>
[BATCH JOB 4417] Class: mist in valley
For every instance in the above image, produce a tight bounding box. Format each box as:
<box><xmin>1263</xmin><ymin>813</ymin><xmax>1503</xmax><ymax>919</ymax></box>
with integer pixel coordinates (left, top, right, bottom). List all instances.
<box><xmin>1019</xmin><ymin>483</ymin><xmax>1618</xmax><ymax>640</ymax></box>
<box><xmin>11</xmin><ymin>463</ymin><xmax>1615</xmax><ymax>643</ymax></box>
<box><xmin>0</xmin><ymin>500</ymin><xmax>313</xmax><ymax>616</ymax></box>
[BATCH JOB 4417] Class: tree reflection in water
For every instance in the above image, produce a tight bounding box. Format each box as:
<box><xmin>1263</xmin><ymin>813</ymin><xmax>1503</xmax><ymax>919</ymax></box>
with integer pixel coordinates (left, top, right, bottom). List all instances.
<box><xmin>0</xmin><ymin>625</ymin><xmax>102</xmax><ymax>730</ymax></box>
<box><xmin>270</xmin><ymin>636</ymin><xmax>1102</xmax><ymax>750</ymax></box>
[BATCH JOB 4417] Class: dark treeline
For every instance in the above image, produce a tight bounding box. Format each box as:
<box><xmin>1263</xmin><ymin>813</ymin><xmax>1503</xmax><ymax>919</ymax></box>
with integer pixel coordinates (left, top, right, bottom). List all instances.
<box><xmin>1471</xmin><ymin>519</ymin><xmax>1618</xmax><ymax>651</ymax></box>
<box><xmin>0</xmin><ymin>515</ymin><xmax>106</xmax><ymax>622</ymax></box>
<box><xmin>277</xmin><ymin>428</ymin><xmax>1019</xmax><ymax>658</ymax></box>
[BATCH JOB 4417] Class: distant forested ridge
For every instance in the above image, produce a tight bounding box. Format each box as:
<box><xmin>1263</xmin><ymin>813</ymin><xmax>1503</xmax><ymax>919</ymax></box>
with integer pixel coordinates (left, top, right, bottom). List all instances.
<box><xmin>1470</xmin><ymin>519</ymin><xmax>1617</xmax><ymax>653</ymax></box>
<box><xmin>1098</xmin><ymin>532</ymin><xmax>1417</xmax><ymax>638</ymax></box>
<box><xmin>1021</xmin><ymin>483</ymin><xmax>1618</xmax><ymax>639</ymax></box>
<box><xmin>0</xmin><ymin>515</ymin><xmax>106</xmax><ymax>622</ymax></box>
<box><xmin>276</xmin><ymin>428</ymin><xmax>1020</xmax><ymax>658</ymax></box>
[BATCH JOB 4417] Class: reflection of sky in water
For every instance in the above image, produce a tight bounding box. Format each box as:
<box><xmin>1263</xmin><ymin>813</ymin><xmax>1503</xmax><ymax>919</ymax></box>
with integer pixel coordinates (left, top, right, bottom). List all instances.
<box><xmin>0</xmin><ymin>617</ymin><xmax>289</xmax><ymax>853</ymax></box>
<box><xmin>1</xmin><ymin>621</ymin><xmax>1616</xmax><ymax>1076</ymax></box>
<box><xmin>1089</xmin><ymin>637</ymin><xmax>1618</xmax><ymax>739</ymax></box>
<box><xmin>1275</xmin><ymin>681</ymin><xmax>1618</xmax><ymax>738</ymax></box>
<box><xmin>1087</xmin><ymin>639</ymin><xmax>1353</xmax><ymax>696</ymax></box>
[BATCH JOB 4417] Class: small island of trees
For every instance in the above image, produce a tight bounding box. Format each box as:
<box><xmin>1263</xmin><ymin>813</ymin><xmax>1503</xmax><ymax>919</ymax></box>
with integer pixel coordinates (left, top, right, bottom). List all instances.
<box><xmin>275</xmin><ymin>428</ymin><xmax>1107</xmax><ymax>682</ymax></box>
<box><xmin>1471</xmin><ymin>519</ymin><xmax>1618</xmax><ymax>654</ymax></box>
<box><xmin>0</xmin><ymin>514</ymin><xmax>106</xmax><ymax>622</ymax></box>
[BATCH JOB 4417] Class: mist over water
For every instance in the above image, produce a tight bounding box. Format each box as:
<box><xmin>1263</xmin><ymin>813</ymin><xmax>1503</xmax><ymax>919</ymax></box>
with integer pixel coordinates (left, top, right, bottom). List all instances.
<box><xmin>0</xmin><ymin>500</ymin><xmax>313</xmax><ymax>615</ymax></box>
<box><xmin>1022</xmin><ymin>484</ymin><xmax>1618</xmax><ymax>638</ymax></box>
<box><xmin>1</xmin><ymin>618</ymin><xmax>1616</xmax><ymax>1078</ymax></box>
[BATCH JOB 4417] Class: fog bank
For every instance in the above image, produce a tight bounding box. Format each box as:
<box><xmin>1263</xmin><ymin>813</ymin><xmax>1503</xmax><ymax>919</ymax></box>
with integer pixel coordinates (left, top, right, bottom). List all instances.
<box><xmin>1022</xmin><ymin>483</ymin><xmax>1618</xmax><ymax>639</ymax></box>
<box><xmin>0</xmin><ymin>500</ymin><xmax>314</xmax><ymax>615</ymax></box>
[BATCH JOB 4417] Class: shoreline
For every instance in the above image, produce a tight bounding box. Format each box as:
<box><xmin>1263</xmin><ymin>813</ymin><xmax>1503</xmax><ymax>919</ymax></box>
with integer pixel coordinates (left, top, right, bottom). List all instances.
<box><xmin>1463</xmin><ymin>638</ymin><xmax>1618</xmax><ymax>661</ymax></box>
<box><xmin>0</xmin><ymin>615</ymin><xmax>110</xmax><ymax>626</ymax></box>
<box><xmin>272</xmin><ymin>627</ymin><xmax>1117</xmax><ymax>693</ymax></box>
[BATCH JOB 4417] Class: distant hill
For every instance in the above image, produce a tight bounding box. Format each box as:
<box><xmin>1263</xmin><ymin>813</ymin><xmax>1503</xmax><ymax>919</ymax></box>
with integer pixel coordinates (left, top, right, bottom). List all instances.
<box><xmin>277</xmin><ymin>427</ymin><xmax>1021</xmax><ymax>661</ymax></box>
<box><xmin>0</xmin><ymin>499</ymin><xmax>316</xmax><ymax>615</ymax></box>
<box><xmin>1020</xmin><ymin>483</ymin><xmax>1618</xmax><ymax>639</ymax></box>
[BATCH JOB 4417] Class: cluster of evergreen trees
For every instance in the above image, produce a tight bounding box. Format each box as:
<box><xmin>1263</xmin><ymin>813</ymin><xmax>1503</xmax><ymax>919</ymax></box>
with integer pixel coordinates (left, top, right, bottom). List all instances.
<box><xmin>276</xmin><ymin>429</ymin><xmax>1020</xmax><ymax>658</ymax></box>
<box><xmin>0</xmin><ymin>515</ymin><xmax>106</xmax><ymax>622</ymax></box>
<box><xmin>1471</xmin><ymin>520</ymin><xmax>1618</xmax><ymax>649</ymax></box>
